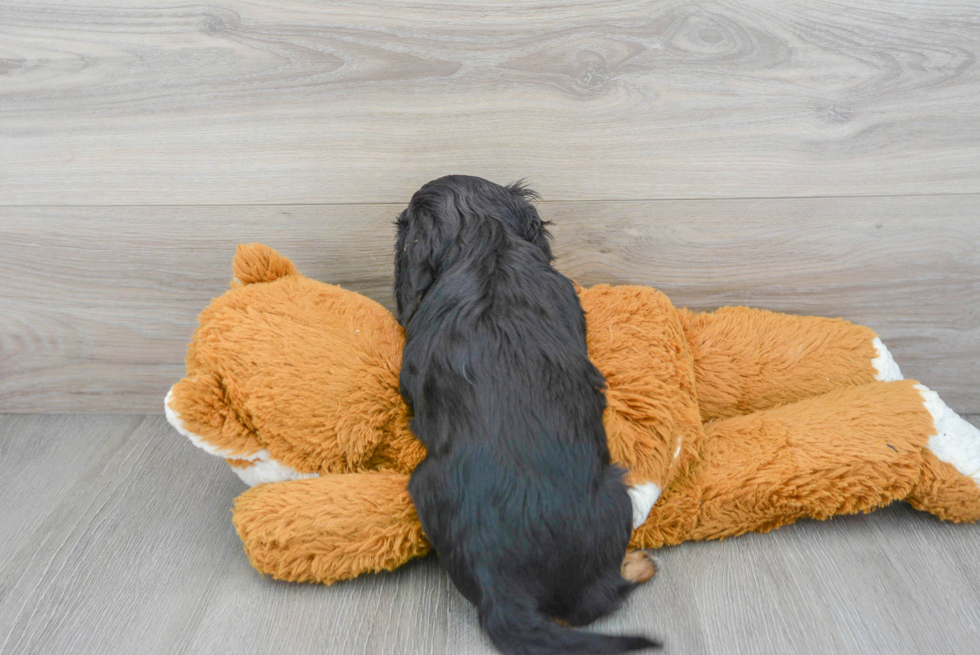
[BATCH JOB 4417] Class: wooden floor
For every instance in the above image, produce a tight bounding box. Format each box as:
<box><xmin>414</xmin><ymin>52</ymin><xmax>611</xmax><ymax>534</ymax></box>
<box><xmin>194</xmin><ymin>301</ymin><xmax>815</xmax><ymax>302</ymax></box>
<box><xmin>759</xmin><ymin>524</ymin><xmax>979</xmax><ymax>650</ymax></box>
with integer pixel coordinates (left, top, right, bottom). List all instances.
<box><xmin>2</xmin><ymin>413</ymin><xmax>980</xmax><ymax>655</ymax></box>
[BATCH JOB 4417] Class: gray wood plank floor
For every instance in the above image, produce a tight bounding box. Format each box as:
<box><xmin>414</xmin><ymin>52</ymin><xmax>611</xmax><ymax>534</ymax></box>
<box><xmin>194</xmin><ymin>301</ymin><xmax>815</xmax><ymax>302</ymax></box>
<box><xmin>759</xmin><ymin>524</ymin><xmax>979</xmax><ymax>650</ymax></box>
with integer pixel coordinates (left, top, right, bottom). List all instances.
<box><xmin>2</xmin><ymin>414</ymin><xmax>979</xmax><ymax>655</ymax></box>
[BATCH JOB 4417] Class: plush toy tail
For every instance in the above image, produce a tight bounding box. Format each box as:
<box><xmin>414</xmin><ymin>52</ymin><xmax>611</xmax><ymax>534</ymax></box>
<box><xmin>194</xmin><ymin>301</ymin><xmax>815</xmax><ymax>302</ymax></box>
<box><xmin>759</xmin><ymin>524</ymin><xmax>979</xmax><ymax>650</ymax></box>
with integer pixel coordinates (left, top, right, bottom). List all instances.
<box><xmin>232</xmin><ymin>243</ymin><xmax>297</xmax><ymax>285</ymax></box>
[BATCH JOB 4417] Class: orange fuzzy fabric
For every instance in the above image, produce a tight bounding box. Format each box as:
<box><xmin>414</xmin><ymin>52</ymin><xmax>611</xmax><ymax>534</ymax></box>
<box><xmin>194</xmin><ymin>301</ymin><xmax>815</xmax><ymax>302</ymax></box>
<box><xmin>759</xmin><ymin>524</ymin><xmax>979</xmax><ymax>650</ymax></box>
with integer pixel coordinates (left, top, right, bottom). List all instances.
<box><xmin>635</xmin><ymin>380</ymin><xmax>936</xmax><ymax>547</ymax></box>
<box><xmin>234</xmin><ymin>471</ymin><xmax>429</xmax><ymax>582</ymax></box>
<box><xmin>167</xmin><ymin>244</ymin><xmax>979</xmax><ymax>584</ymax></box>
<box><xmin>169</xmin><ymin>246</ymin><xmax>422</xmax><ymax>476</ymax></box>
<box><xmin>678</xmin><ymin>307</ymin><xmax>880</xmax><ymax>421</ymax></box>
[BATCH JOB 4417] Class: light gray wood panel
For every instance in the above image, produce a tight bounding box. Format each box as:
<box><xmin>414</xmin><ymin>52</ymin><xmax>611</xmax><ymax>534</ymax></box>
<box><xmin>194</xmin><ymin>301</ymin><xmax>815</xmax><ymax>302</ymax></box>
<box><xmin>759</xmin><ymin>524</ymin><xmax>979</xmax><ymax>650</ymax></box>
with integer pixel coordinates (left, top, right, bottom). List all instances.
<box><xmin>681</xmin><ymin>503</ymin><xmax>980</xmax><ymax>655</ymax></box>
<box><xmin>0</xmin><ymin>414</ymin><xmax>143</xmax><ymax>567</ymax></box>
<box><xmin>0</xmin><ymin>205</ymin><xmax>399</xmax><ymax>414</ymax></box>
<box><xmin>1</xmin><ymin>414</ymin><xmax>978</xmax><ymax>654</ymax></box>
<box><xmin>549</xmin><ymin>194</ymin><xmax>980</xmax><ymax>412</ymax></box>
<box><xmin>183</xmin><ymin>556</ymin><xmax>454</xmax><ymax>655</ymax></box>
<box><xmin>1</xmin><ymin>0</ymin><xmax>979</xmax><ymax>204</ymax></box>
<box><xmin>3</xmin><ymin>195</ymin><xmax>977</xmax><ymax>414</ymax></box>
<box><xmin>0</xmin><ymin>416</ymin><xmax>244</xmax><ymax>655</ymax></box>
<box><xmin>674</xmin><ymin>419</ymin><xmax>980</xmax><ymax>655</ymax></box>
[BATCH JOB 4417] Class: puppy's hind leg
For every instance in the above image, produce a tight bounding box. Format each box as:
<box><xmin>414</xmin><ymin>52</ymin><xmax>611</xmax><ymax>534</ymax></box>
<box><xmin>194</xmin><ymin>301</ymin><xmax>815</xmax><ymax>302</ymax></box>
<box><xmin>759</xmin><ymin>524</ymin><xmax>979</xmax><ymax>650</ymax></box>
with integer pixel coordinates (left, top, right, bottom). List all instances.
<box><xmin>621</xmin><ymin>550</ymin><xmax>657</xmax><ymax>584</ymax></box>
<box><xmin>560</xmin><ymin>550</ymin><xmax>656</xmax><ymax>627</ymax></box>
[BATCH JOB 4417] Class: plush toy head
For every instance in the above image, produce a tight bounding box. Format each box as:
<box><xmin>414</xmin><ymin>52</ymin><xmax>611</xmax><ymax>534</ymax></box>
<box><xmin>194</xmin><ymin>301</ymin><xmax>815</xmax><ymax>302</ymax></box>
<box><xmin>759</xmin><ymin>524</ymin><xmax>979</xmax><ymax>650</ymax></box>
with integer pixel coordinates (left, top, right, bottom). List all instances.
<box><xmin>165</xmin><ymin>244</ymin><xmax>424</xmax><ymax>485</ymax></box>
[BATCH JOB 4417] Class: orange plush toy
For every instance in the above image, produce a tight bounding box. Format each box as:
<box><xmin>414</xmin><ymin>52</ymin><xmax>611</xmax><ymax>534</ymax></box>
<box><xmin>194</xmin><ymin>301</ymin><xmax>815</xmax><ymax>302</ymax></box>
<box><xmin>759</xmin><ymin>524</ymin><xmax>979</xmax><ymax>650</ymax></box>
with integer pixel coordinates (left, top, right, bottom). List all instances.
<box><xmin>166</xmin><ymin>244</ymin><xmax>980</xmax><ymax>584</ymax></box>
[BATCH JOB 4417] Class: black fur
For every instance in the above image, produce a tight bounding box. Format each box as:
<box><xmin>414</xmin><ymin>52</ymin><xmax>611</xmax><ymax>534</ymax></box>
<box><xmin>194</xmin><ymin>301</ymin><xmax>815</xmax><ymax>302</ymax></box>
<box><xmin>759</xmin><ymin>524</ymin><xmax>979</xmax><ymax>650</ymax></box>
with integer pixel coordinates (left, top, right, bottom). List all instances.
<box><xmin>394</xmin><ymin>175</ymin><xmax>660</xmax><ymax>655</ymax></box>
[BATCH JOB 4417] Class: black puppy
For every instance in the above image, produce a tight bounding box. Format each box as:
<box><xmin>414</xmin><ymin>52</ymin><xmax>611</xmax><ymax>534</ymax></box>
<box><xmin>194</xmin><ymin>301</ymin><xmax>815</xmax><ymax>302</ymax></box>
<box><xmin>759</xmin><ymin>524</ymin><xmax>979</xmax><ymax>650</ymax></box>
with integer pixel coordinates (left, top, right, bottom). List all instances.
<box><xmin>394</xmin><ymin>176</ymin><xmax>660</xmax><ymax>655</ymax></box>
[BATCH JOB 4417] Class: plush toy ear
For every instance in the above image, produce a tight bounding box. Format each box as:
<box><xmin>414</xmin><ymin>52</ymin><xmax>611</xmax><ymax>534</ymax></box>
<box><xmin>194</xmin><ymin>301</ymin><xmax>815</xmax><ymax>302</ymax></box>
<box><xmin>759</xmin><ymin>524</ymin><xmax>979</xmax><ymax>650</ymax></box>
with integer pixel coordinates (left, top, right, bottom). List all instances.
<box><xmin>333</xmin><ymin>397</ymin><xmax>392</xmax><ymax>470</ymax></box>
<box><xmin>232</xmin><ymin>243</ymin><xmax>297</xmax><ymax>285</ymax></box>
<box><xmin>505</xmin><ymin>180</ymin><xmax>554</xmax><ymax>261</ymax></box>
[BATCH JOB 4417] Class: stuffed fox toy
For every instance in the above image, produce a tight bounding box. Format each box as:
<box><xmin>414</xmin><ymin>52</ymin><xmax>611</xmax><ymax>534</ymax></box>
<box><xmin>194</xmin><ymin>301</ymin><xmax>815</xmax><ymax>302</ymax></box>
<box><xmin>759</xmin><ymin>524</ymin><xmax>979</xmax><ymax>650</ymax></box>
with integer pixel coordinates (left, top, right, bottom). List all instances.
<box><xmin>166</xmin><ymin>244</ymin><xmax>980</xmax><ymax>584</ymax></box>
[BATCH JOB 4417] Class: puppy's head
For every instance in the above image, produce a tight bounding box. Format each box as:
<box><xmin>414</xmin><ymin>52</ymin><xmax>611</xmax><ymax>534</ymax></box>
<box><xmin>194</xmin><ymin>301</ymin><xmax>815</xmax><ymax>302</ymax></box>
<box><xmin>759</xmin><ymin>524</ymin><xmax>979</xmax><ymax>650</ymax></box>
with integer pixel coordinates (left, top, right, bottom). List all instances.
<box><xmin>394</xmin><ymin>175</ymin><xmax>551</xmax><ymax>325</ymax></box>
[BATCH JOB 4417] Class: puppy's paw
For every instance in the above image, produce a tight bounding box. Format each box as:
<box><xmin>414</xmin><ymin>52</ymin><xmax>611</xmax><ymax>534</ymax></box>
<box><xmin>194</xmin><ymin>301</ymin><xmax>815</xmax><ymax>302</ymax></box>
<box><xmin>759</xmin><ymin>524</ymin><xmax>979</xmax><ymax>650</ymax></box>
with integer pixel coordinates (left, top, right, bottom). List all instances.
<box><xmin>621</xmin><ymin>549</ymin><xmax>657</xmax><ymax>584</ymax></box>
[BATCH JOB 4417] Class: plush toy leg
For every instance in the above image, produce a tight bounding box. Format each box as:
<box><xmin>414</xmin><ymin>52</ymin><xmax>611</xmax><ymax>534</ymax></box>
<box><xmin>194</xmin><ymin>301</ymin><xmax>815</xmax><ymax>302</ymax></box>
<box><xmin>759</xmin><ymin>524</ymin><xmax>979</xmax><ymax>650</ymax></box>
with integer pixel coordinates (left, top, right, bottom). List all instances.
<box><xmin>678</xmin><ymin>306</ymin><xmax>894</xmax><ymax>421</ymax></box>
<box><xmin>232</xmin><ymin>471</ymin><xmax>430</xmax><ymax>584</ymax></box>
<box><xmin>631</xmin><ymin>379</ymin><xmax>980</xmax><ymax>548</ymax></box>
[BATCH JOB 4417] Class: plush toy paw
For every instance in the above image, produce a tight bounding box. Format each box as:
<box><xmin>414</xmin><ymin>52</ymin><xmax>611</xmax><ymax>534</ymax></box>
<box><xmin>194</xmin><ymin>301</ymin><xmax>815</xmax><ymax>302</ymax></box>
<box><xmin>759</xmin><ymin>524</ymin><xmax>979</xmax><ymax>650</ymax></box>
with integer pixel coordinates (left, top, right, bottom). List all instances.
<box><xmin>232</xmin><ymin>471</ymin><xmax>430</xmax><ymax>583</ymax></box>
<box><xmin>917</xmin><ymin>384</ymin><xmax>980</xmax><ymax>487</ymax></box>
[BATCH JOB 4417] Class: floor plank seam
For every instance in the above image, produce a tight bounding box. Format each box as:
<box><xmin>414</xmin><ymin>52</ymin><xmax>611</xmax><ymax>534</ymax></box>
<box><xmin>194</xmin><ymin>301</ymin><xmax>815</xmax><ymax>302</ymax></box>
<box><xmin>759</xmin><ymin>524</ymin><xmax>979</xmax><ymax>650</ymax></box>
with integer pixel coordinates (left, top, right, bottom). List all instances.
<box><xmin>1</xmin><ymin>190</ymin><xmax>979</xmax><ymax>209</ymax></box>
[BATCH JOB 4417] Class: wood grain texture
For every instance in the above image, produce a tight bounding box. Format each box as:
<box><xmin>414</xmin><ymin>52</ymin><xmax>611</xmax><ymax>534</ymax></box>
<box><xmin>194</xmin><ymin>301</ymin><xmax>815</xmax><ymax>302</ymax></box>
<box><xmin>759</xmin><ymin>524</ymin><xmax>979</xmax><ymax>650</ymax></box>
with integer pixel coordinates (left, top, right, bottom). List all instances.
<box><xmin>548</xmin><ymin>194</ymin><xmax>980</xmax><ymax>413</ymax></box>
<box><xmin>2</xmin><ymin>195</ymin><xmax>977</xmax><ymax>414</ymax></box>
<box><xmin>678</xmin><ymin>500</ymin><xmax>980</xmax><ymax>655</ymax></box>
<box><xmin>0</xmin><ymin>415</ymin><xmax>243</xmax><ymax>655</ymax></box>
<box><xmin>1</xmin><ymin>0</ymin><xmax>979</xmax><ymax>204</ymax></box>
<box><xmin>0</xmin><ymin>414</ymin><xmax>144</xmax><ymax>569</ymax></box>
<box><xmin>0</xmin><ymin>205</ymin><xmax>399</xmax><ymax>414</ymax></box>
<box><xmin>0</xmin><ymin>414</ymin><xmax>978</xmax><ymax>654</ymax></box>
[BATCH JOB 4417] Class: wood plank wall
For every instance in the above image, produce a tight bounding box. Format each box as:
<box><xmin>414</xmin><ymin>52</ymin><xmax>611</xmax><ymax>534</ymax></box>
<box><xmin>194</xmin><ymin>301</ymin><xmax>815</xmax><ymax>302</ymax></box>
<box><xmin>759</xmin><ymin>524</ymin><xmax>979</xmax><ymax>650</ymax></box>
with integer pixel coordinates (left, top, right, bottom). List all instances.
<box><xmin>1</xmin><ymin>1</ymin><xmax>978</xmax><ymax>413</ymax></box>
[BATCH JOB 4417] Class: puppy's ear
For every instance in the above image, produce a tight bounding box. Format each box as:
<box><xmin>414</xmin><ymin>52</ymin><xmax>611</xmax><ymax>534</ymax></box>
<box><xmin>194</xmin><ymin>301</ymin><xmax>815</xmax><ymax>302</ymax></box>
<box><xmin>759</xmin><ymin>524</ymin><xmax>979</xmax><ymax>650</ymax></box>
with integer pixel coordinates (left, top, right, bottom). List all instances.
<box><xmin>508</xmin><ymin>181</ymin><xmax>554</xmax><ymax>261</ymax></box>
<box><xmin>394</xmin><ymin>204</ymin><xmax>449</xmax><ymax>326</ymax></box>
<box><xmin>395</xmin><ymin>209</ymin><xmax>426</xmax><ymax>326</ymax></box>
<box><xmin>523</xmin><ymin>203</ymin><xmax>554</xmax><ymax>262</ymax></box>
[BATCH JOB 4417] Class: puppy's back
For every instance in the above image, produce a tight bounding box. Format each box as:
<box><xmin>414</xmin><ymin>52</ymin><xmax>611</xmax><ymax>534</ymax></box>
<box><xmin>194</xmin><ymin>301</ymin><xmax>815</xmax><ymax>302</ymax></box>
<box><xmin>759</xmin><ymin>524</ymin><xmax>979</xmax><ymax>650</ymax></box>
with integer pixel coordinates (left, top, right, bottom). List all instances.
<box><xmin>396</xmin><ymin>176</ymin><xmax>659</xmax><ymax>654</ymax></box>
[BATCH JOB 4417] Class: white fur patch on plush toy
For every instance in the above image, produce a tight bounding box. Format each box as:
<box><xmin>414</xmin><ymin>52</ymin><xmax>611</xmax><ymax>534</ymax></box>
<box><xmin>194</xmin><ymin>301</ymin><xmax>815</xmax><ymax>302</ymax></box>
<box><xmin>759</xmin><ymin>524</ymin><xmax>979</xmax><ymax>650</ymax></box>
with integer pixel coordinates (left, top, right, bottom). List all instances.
<box><xmin>228</xmin><ymin>452</ymin><xmax>320</xmax><ymax>487</ymax></box>
<box><xmin>165</xmin><ymin>388</ymin><xmax>319</xmax><ymax>486</ymax></box>
<box><xmin>872</xmin><ymin>337</ymin><xmax>903</xmax><ymax>382</ymax></box>
<box><xmin>916</xmin><ymin>384</ymin><xmax>980</xmax><ymax>485</ymax></box>
<box><xmin>628</xmin><ymin>482</ymin><xmax>662</xmax><ymax>529</ymax></box>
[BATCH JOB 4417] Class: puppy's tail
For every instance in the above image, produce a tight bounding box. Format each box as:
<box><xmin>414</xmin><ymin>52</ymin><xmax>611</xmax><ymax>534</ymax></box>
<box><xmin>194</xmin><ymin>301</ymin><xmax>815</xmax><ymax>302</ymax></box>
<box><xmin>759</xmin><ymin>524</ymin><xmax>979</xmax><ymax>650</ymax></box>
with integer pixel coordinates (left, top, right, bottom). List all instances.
<box><xmin>481</xmin><ymin>593</ymin><xmax>661</xmax><ymax>655</ymax></box>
